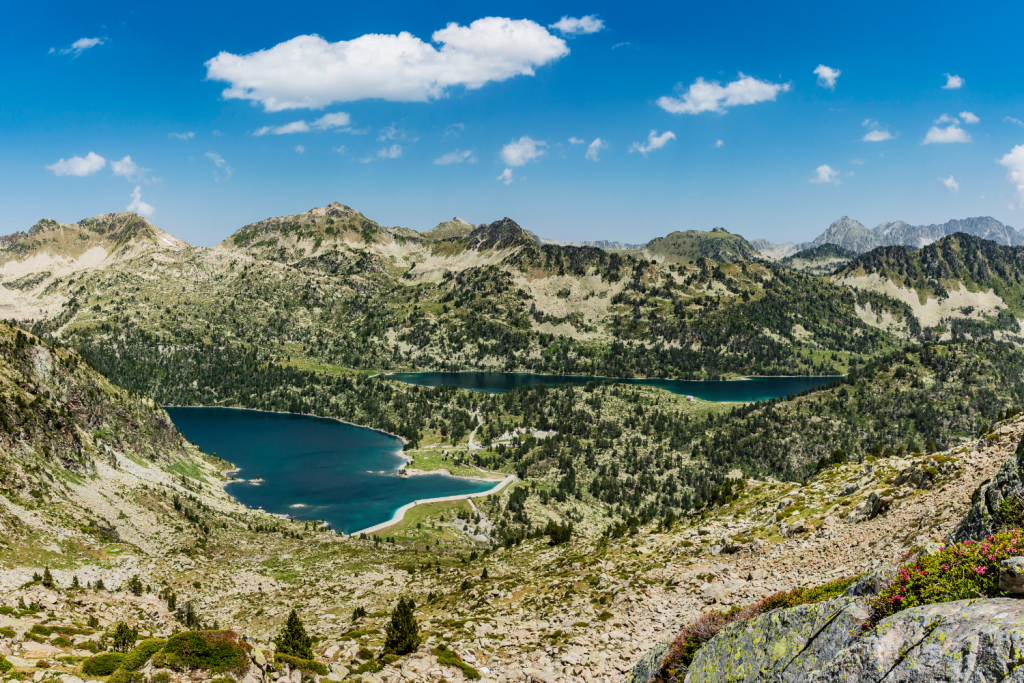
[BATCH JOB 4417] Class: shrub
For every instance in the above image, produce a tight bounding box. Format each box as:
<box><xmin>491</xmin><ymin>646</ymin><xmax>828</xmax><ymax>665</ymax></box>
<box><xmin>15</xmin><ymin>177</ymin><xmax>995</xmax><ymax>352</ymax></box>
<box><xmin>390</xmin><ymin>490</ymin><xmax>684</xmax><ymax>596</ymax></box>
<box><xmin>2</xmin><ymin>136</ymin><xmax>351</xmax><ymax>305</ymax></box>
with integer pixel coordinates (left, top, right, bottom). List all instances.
<box><xmin>872</xmin><ymin>529</ymin><xmax>1024</xmax><ymax>622</ymax></box>
<box><xmin>111</xmin><ymin>623</ymin><xmax>139</xmax><ymax>653</ymax></box>
<box><xmin>0</xmin><ymin>655</ymin><xmax>12</xmax><ymax>674</ymax></box>
<box><xmin>154</xmin><ymin>631</ymin><xmax>250</xmax><ymax>674</ymax></box>
<box><xmin>0</xmin><ymin>626</ymin><xmax>15</xmax><ymax>639</ymax></box>
<box><xmin>120</xmin><ymin>638</ymin><xmax>167</xmax><ymax>671</ymax></box>
<box><xmin>0</xmin><ymin>606</ymin><xmax>14</xmax><ymax>616</ymax></box>
<box><xmin>274</xmin><ymin>610</ymin><xmax>313</xmax><ymax>660</ymax></box>
<box><xmin>757</xmin><ymin>576</ymin><xmax>858</xmax><ymax>612</ymax></box>
<box><xmin>108</xmin><ymin>671</ymin><xmax>145</xmax><ymax>683</ymax></box>
<box><xmin>79</xmin><ymin>641</ymin><xmax>101</xmax><ymax>653</ymax></box>
<box><xmin>274</xmin><ymin>653</ymin><xmax>328</xmax><ymax>676</ymax></box>
<box><xmin>41</xmin><ymin>568</ymin><xmax>54</xmax><ymax>589</ymax></box>
<box><xmin>151</xmin><ymin>672</ymin><xmax>172</xmax><ymax>683</ymax></box>
<box><xmin>383</xmin><ymin>597</ymin><xmax>420</xmax><ymax>656</ymax></box>
<box><xmin>82</xmin><ymin>653</ymin><xmax>126</xmax><ymax>676</ymax></box>
<box><xmin>51</xmin><ymin>636</ymin><xmax>73</xmax><ymax>648</ymax></box>
<box><xmin>352</xmin><ymin>606</ymin><xmax>367</xmax><ymax>620</ymax></box>
<box><xmin>432</xmin><ymin>645</ymin><xmax>480</xmax><ymax>680</ymax></box>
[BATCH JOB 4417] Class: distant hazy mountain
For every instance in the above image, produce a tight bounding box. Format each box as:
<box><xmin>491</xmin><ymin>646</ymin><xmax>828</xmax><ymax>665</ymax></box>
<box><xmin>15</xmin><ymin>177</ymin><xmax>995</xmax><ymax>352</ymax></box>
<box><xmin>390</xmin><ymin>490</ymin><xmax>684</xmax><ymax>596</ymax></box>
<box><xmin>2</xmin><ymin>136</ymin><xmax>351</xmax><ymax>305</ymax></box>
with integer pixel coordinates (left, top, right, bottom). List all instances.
<box><xmin>536</xmin><ymin>237</ymin><xmax>642</xmax><ymax>250</ymax></box>
<box><xmin>754</xmin><ymin>216</ymin><xmax>1024</xmax><ymax>259</ymax></box>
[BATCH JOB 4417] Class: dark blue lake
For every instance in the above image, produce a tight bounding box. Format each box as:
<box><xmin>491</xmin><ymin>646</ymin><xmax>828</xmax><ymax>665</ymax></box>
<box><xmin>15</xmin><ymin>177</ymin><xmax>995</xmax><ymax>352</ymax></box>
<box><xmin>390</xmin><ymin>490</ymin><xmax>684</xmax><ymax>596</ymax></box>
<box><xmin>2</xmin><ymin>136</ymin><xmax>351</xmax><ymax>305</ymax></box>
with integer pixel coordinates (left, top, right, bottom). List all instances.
<box><xmin>165</xmin><ymin>407</ymin><xmax>495</xmax><ymax>535</ymax></box>
<box><xmin>390</xmin><ymin>372</ymin><xmax>842</xmax><ymax>402</ymax></box>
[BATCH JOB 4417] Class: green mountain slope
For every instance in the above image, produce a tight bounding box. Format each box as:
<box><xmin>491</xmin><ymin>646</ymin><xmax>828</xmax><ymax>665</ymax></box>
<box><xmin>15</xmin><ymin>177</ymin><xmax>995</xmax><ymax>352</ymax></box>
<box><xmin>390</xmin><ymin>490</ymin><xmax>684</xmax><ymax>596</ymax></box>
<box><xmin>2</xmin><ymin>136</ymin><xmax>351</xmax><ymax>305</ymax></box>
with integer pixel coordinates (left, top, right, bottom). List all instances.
<box><xmin>644</xmin><ymin>228</ymin><xmax>760</xmax><ymax>265</ymax></box>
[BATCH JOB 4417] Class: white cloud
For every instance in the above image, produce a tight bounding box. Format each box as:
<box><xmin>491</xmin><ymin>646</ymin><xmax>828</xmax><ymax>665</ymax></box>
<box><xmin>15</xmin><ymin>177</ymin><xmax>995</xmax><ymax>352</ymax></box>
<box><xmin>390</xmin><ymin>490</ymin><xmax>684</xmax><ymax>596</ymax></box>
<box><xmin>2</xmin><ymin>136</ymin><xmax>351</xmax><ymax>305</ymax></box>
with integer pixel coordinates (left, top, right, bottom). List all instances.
<box><xmin>254</xmin><ymin>120</ymin><xmax>309</xmax><ymax>136</ymax></box>
<box><xmin>46</xmin><ymin>152</ymin><xmax>107</xmax><ymax>177</ymax></box>
<box><xmin>999</xmin><ymin>144</ymin><xmax>1024</xmax><ymax>207</ymax></box>
<box><xmin>942</xmin><ymin>73</ymin><xmax>964</xmax><ymax>89</ymax></box>
<box><xmin>548</xmin><ymin>15</ymin><xmax>604</xmax><ymax>36</ymax></box>
<box><xmin>253</xmin><ymin>112</ymin><xmax>352</xmax><ymax>136</ymax></box>
<box><xmin>568</xmin><ymin>137</ymin><xmax>586</xmax><ymax>145</ymax></box>
<box><xmin>378</xmin><ymin>125</ymin><xmax>417</xmax><ymax>142</ymax></box>
<box><xmin>501</xmin><ymin>136</ymin><xmax>546</xmax><ymax>166</ymax></box>
<box><xmin>715</xmin><ymin>139</ymin><xmax>724</xmax><ymax>148</ymax></box>
<box><xmin>362</xmin><ymin>144</ymin><xmax>403</xmax><ymax>162</ymax></box>
<box><xmin>656</xmin><ymin>73</ymin><xmax>791</xmax><ymax>115</ymax></box>
<box><xmin>205</xmin><ymin>152</ymin><xmax>233</xmax><ymax>180</ymax></box>
<box><xmin>110</xmin><ymin>155</ymin><xmax>151</xmax><ymax>181</ymax></box>
<box><xmin>611</xmin><ymin>42</ymin><xmax>630</xmax><ymax>50</ymax></box>
<box><xmin>497</xmin><ymin>168</ymin><xmax>513</xmax><ymax>184</ymax></box>
<box><xmin>629</xmin><ymin>130</ymin><xmax>675</xmax><ymax>156</ymax></box>
<box><xmin>811</xmin><ymin>164</ymin><xmax>840</xmax><ymax>184</ymax></box>
<box><xmin>55</xmin><ymin>37</ymin><xmax>104</xmax><ymax>57</ymax></box>
<box><xmin>295</xmin><ymin>145</ymin><xmax>305</xmax><ymax>153</ymax></box>
<box><xmin>813</xmin><ymin>64</ymin><xmax>840</xmax><ymax>89</ymax></box>
<box><xmin>1006</xmin><ymin>117</ymin><xmax>1024</xmax><ymax>128</ymax></box>
<box><xmin>169</xmin><ymin>131</ymin><xmax>195</xmax><ymax>140</ymax></box>
<box><xmin>333</xmin><ymin>146</ymin><xmax>347</xmax><ymax>154</ymax></box>
<box><xmin>960</xmin><ymin>111</ymin><xmax>979</xmax><ymax>124</ymax></box>
<box><xmin>850</xmin><ymin>158</ymin><xmax>866</xmax><ymax>165</ymax></box>
<box><xmin>923</xmin><ymin>124</ymin><xmax>971</xmax><ymax>144</ymax></box>
<box><xmin>313</xmin><ymin>112</ymin><xmax>352</xmax><ymax>129</ymax></box>
<box><xmin>939</xmin><ymin>175</ymin><xmax>958</xmax><ymax>192</ymax></box>
<box><xmin>126</xmin><ymin>186</ymin><xmax>155</xmax><ymax>216</ymax></box>
<box><xmin>584</xmin><ymin>138</ymin><xmax>607</xmax><ymax>162</ymax></box>
<box><xmin>434</xmin><ymin>149</ymin><xmax>476</xmax><ymax>165</ymax></box>
<box><xmin>863</xmin><ymin>129</ymin><xmax>894</xmax><ymax>142</ymax></box>
<box><xmin>935</xmin><ymin>113</ymin><xmax>958</xmax><ymax>124</ymax></box>
<box><xmin>445</xmin><ymin>123</ymin><xmax>465</xmax><ymax>138</ymax></box>
<box><xmin>205</xmin><ymin>18</ymin><xmax>569</xmax><ymax>111</ymax></box>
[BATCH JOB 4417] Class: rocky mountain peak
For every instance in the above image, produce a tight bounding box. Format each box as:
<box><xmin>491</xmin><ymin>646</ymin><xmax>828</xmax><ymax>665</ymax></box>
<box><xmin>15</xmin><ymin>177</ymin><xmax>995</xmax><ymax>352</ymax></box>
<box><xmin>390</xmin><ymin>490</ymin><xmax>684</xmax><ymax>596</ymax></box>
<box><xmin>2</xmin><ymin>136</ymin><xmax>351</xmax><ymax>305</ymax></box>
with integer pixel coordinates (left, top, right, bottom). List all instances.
<box><xmin>466</xmin><ymin>217</ymin><xmax>537</xmax><ymax>251</ymax></box>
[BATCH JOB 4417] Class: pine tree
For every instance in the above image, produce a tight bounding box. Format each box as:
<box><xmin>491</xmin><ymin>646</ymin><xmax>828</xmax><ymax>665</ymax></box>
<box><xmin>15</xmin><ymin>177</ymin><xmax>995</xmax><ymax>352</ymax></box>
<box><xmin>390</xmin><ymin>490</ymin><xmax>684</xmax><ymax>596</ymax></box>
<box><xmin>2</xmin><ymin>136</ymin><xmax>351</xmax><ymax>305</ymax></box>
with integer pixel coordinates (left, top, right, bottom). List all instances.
<box><xmin>41</xmin><ymin>567</ymin><xmax>54</xmax><ymax>589</ymax></box>
<box><xmin>111</xmin><ymin>623</ymin><xmax>138</xmax><ymax>652</ymax></box>
<box><xmin>383</xmin><ymin>597</ymin><xmax>420</xmax><ymax>656</ymax></box>
<box><xmin>71</xmin><ymin>575</ymin><xmax>80</xmax><ymax>589</ymax></box>
<box><xmin>274</xmin><ymin>609</ymin><xmax>313</xmax><ymax>660</ymax></box>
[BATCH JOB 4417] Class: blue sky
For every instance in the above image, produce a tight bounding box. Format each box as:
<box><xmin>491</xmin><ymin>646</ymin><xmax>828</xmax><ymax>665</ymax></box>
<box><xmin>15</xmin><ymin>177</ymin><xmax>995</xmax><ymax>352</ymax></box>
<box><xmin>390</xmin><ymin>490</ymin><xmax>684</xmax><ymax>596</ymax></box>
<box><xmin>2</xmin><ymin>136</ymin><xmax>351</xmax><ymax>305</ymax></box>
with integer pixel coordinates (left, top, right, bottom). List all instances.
<box><xmin>3</xmin><ymin>0</ymin><xmax>1024</xmax><ymax>247</ymax></box>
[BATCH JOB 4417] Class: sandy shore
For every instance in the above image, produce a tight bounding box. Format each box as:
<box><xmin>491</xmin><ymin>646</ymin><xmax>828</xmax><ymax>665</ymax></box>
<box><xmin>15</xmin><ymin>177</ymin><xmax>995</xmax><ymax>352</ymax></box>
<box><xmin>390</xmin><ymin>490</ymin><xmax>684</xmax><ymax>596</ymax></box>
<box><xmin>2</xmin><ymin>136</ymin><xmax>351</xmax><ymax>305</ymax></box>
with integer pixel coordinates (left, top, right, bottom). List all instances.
<box><xmin>348</xmin><ymin>474</ymin><xmax>516</xmax><ymax>537</ymax></box>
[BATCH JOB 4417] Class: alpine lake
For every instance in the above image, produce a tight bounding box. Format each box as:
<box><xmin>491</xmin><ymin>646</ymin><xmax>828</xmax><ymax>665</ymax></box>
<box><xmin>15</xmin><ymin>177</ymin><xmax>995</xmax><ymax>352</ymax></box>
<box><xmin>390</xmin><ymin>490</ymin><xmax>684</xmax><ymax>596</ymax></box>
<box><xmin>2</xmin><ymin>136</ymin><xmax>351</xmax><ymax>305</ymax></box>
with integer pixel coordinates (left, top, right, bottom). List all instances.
<box><xmin>167</xmin><ymin>374</ymin><xmax>840</xmax><ymax>533</ymax></box>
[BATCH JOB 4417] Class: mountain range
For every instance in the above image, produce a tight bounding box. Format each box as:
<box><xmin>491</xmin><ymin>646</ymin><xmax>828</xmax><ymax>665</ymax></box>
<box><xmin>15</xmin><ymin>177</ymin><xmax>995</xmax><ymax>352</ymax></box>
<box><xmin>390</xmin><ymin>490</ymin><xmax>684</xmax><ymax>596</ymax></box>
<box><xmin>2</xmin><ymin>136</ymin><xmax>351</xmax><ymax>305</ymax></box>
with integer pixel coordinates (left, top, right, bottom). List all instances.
<box><xmin>752</xmin><ymin>215</ymin><xmax>1024</xmax><ymax>259</ymax></box>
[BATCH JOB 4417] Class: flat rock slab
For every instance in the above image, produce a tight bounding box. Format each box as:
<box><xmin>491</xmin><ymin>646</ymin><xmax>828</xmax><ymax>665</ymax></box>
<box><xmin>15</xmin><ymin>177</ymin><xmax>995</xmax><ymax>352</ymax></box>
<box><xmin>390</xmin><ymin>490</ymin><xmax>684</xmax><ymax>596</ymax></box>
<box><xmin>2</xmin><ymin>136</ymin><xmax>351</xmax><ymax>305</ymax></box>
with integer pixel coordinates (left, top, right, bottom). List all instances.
<box><xmin>816</xmin><ymin>598</ymin><xmax>1024</xmax><ymax>683</ymax></box>
<box><xmin>685</xmin><ymin>598</ymin><xmax>871</xmax><ymax>683</ymax></box>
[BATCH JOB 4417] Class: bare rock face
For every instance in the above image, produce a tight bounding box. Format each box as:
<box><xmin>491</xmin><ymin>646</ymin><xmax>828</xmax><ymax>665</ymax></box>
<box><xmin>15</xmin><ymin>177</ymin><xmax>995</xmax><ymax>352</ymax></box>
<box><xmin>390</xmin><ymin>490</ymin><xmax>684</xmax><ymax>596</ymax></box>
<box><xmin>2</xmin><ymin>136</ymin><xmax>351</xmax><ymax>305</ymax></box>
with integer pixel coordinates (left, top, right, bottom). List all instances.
<box><xmin>948</xmin><ymin>436</ymin><xmax>1024</xmax><ymax>543</ymax></box>
<box><xmin>999</xmin><ymin>557</ymin><xmax>1024</xmax><ymax>594</ymax></box>
<box><xmin>815</xmin><ymin>598</ymin><xmax>1024</xmax><ymax>682</ymax></box>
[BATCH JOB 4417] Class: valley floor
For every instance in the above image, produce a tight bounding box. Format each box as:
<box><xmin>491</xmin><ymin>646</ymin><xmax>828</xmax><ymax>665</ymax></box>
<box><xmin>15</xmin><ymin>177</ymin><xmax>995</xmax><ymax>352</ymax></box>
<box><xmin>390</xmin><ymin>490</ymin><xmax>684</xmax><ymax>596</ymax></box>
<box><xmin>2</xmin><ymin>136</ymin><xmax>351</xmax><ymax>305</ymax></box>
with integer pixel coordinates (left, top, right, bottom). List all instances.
<box><xmin>1</xmin><ymin>411</ymin><xmax>1016</xmax><ymax>683</ymax></box>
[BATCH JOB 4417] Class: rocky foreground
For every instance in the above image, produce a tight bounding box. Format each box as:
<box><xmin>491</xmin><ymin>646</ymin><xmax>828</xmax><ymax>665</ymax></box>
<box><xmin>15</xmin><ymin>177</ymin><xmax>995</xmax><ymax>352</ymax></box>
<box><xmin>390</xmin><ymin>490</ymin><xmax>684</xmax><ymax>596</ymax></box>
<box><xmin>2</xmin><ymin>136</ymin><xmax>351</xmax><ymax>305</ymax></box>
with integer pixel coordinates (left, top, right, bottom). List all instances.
<box><xmin>4</xmin><ymin>414</ymin><xmax>1023</xmax><ymax>683</ymax></box>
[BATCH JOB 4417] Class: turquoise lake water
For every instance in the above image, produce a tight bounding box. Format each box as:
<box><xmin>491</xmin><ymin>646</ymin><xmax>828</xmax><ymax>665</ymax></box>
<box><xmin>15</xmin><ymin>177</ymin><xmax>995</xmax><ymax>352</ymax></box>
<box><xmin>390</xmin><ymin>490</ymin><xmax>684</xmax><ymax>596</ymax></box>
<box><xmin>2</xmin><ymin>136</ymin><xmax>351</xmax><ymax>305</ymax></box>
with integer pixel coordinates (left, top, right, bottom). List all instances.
<box><xmin>391</xmin><ymin>372</ymin><xmax>842</xmax><ymax>402</ymax></box>
<box><xmin>165</xmin><ymin>407</ymin><xmax>495</xmax><ymax>535</ymax></box>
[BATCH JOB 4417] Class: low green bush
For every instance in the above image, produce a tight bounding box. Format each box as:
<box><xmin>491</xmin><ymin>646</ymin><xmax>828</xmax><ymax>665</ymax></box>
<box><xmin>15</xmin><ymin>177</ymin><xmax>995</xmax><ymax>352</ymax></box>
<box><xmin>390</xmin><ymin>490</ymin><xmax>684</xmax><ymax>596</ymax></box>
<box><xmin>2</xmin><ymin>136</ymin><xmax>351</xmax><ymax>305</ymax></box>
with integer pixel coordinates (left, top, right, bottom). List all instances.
<box><xmin>0</xmin><ymin>654</ymin><xmax>12</xmax><ymax>674</ymax></box>
<box><xmin>0</xmin><ymin>626</ymin><xmax>15</xmax><ymax>639</ymax></box>
<box><xmin>79</xmin><ymin>641</ymin><xmax>101</xmax><ymax>653</ymax></box>
<box><xmin>151</xmin><ymin>672</ymin><xmax>172</xmax><ymax>683</ymax></box>
<box><xmin>432</xmin><ymin>645</ymin><xmax>480</xmax><ymax>680</ymax></box>
<box><xmin>51</xmin><ymin>636</ymin><xmax>73</xmax><ymax>648</ymax></box>
<box><xmin>153</xmin><ymin>631</ymin><xmax>249</xmax><ymax>675</ymax></box>
<box><xmin>757</xmin><ymin>576</ymin><xmax>859</xmax><ymax>612</ymax></box>
<box><xmin>872</xmin><ymin>529</ymin><xmax>1023</xmax><ymax>621</ymax></box>
<box><xmin>274</xmin><ymin>652</ymin><xmax>328</xmax><ymax>676</ymax></box>
<box><xmin>0</xmin><ymin>606</ymin><xmax>14</xmax><ymax>615</ymax></box>
<box><xmin>82</xmin><ymin>653</ymin><xmax>125</xmax><ymax>676</ymax></box>
<box><xmin>108</xmin><ymin>670</ymin><xmax>145</xmax><ymax>683</ymax></box>
<box><xmin>120</xmin><ymin>638</ymin><xmax>167</xmax><ymax>671</ymax></box>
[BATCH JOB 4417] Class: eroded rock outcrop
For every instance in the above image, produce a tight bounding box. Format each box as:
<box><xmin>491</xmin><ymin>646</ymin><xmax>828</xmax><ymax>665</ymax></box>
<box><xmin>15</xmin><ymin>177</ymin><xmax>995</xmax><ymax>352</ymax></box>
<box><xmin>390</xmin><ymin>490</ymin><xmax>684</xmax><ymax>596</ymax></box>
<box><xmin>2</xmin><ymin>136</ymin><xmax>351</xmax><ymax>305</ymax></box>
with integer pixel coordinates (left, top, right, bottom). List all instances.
<box><xmin>948</xmin><ymin>434</ymin><xmax>1024</xmax><ymax>543</ymax></box>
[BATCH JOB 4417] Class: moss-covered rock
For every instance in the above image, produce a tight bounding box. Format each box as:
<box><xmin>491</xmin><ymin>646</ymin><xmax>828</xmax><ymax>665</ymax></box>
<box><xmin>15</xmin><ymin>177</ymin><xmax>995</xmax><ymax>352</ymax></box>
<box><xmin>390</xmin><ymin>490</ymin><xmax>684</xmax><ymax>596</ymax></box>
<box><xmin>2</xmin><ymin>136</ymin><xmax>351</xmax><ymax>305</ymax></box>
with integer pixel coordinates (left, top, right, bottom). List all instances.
<box><xmin>684</xmin><ymin>598</ymin><xmax>870</xmax><ymax>682</ymax></box>
<box><xmin>274</xmin><ymin>652</ymin><xmax>327</xmax><ymax>676</ymax></box>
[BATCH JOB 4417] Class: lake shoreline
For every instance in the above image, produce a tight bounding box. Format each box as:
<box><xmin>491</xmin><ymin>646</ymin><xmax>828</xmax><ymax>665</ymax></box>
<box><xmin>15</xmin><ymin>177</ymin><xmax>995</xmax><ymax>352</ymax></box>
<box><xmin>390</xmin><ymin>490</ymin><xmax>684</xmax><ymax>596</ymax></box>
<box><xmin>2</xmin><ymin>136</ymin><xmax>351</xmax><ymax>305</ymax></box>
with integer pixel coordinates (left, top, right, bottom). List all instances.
<box><xmin>380</xmin><ymin>371</ymin><xmax>845</xmax><ymax>382</ymax></box>
<box><xmin>348</xmin><ymin>474</ymin><xmax>516</xmax><ymax>537</ymax></box>
<box><xmin>166</xmin><ymin>404</ymin><xmax>503</xmax><ymax>535</ymax></box>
